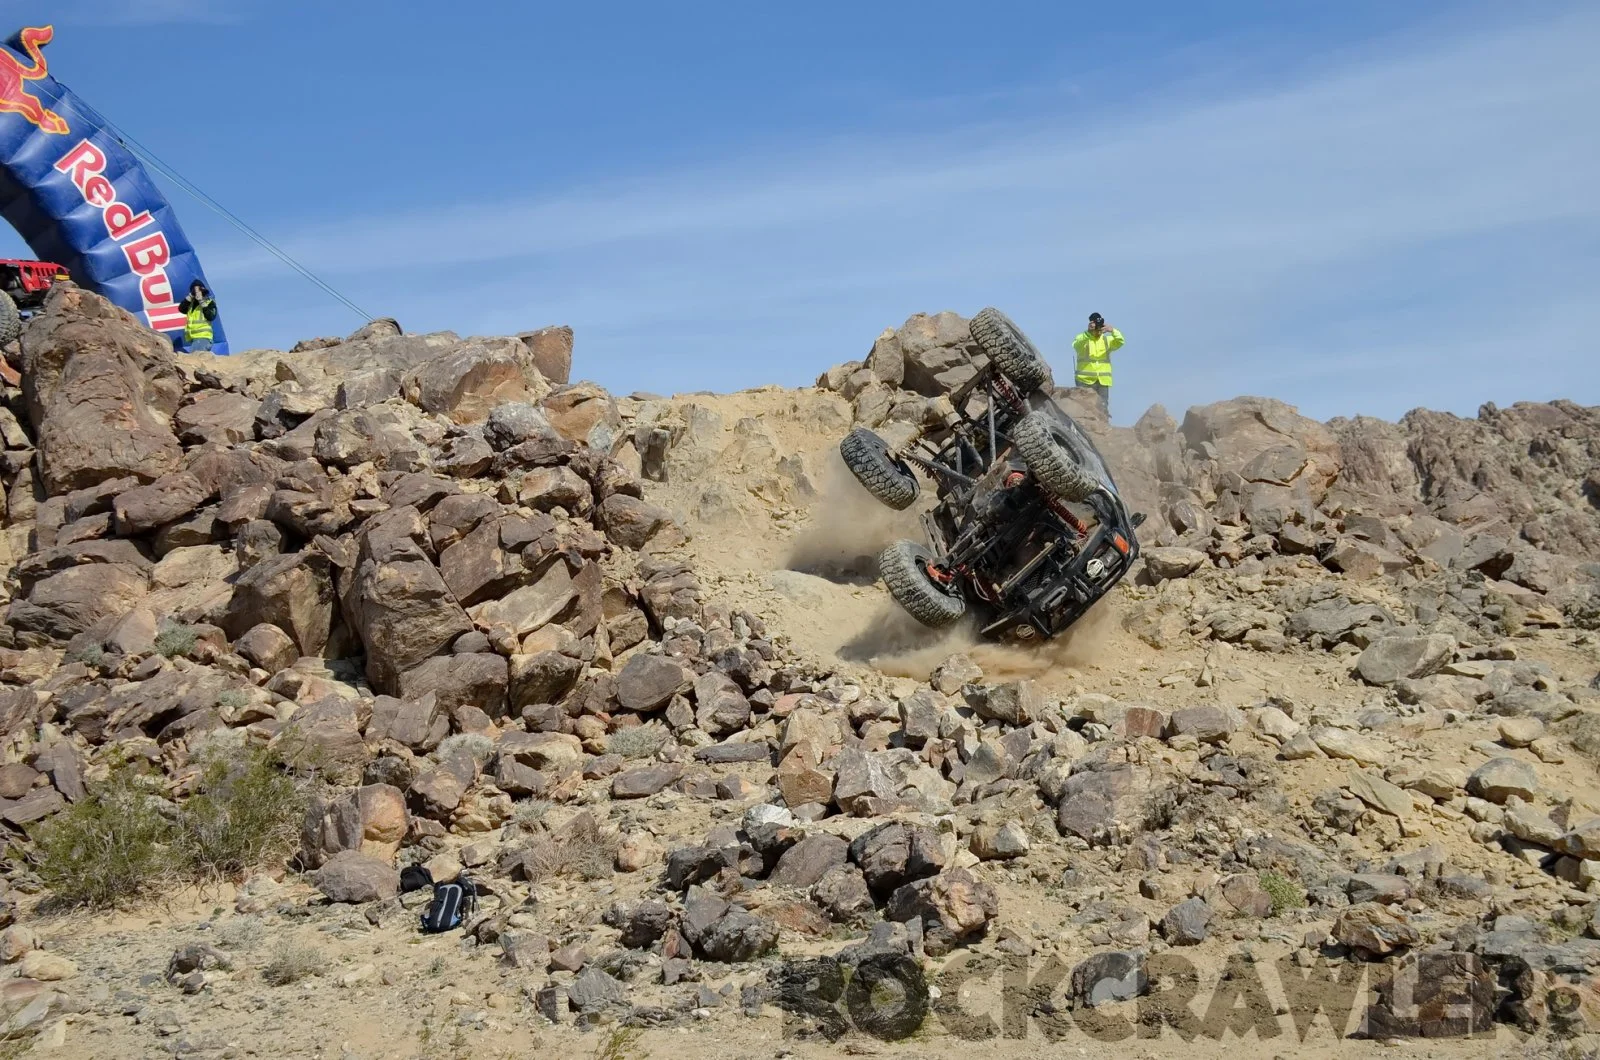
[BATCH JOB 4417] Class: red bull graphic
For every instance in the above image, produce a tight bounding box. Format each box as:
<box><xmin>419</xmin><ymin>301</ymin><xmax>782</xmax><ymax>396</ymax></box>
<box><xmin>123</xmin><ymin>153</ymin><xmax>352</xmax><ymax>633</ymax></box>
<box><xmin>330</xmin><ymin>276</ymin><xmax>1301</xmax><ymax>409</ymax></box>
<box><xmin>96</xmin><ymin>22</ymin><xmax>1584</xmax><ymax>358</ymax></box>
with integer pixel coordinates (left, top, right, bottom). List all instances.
<box><xmin>0</xmin><ymin>24</ymin><xmax>227</xmax><ymax>351</ymax></box>
<box><xmin>0</xmin><ymin>27</ymin><xmax>67</xmax><ymax>135</ymax></box>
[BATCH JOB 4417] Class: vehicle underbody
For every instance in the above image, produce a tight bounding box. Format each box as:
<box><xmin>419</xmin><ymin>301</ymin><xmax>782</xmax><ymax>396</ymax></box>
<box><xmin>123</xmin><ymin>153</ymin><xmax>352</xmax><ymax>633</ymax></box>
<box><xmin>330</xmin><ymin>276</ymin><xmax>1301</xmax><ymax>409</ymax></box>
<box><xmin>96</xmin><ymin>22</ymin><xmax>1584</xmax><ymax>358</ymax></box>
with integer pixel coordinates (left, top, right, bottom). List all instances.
<box><xmin>840</xmin><ymin>308</ymin><xmax>1144</xmax><ymax>642</ymax></box>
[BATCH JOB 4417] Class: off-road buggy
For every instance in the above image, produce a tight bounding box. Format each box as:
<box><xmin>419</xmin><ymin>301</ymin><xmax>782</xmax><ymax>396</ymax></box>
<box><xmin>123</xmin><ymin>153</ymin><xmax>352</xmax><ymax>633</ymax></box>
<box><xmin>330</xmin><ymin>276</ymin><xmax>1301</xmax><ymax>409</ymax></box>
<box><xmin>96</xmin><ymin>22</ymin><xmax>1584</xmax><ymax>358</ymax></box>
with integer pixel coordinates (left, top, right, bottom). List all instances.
<box><xmin>840</xmin><ymin>308</ymin><xmax>1144</xmax><ymax>642</ymax></box>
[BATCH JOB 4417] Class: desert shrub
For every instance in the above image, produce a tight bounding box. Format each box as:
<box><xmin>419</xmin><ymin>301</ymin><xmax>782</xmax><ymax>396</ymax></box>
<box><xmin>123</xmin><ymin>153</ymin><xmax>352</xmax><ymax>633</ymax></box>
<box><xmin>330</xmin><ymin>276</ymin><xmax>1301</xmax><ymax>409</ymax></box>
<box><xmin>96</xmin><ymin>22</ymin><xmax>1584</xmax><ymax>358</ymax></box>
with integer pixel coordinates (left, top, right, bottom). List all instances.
<box><xmin>1259</xmin><ymin>871</ymin><xmax>1306</xmax><ymax>917</ymax></box>
<box><xmin>32</xmin><ymin>761</ymin><xmax>175</xmax><ymax>908</ymax></box>
<box><xmin>176</xmin><ymin>743</ymin><xmax>307</xmax><ymax>880</ymax></box>
<box><xmin>593</xmin><ymin>1027</ymin><xmax>645</xmax><ymax>1060</ymax></box>
<box><xmin>155</xmin><ymin>623</ymin><xmax>199</xmax><ymax>658</ymax></box>
<box><xmin>436</xmin><ymin>732</ymin><xmax>495</xmax><ymax>766</ymax></box>
<box><xmin>216</xmin><ymin>689</ymin><xmax>252</xmax><ymax>711</ymax></box>
<box><xmin>514</xmin><ymin>810</ymin><xmax>615</xmax><ymax>883</ymax></box>
<box><xmin>65</xmin><ymin>643</ymin><xmax>105</xmax><ymax>668</ymax></box>
<box><xmin>606</xmin><ymin>725</ymin><xmax>668</xmax><ymax>760</ymax></box>
<box><xmin>34</xmin><ymin>743</ymin><xmax>309</xmax><ymax>907</ymax></box>
<box><xmin>260</xmin><ymin>941</ymin><xmax>322</xmax><ymax>986</ymax></box>
<box><xmin>214</xmin><ymin>916</ymin><xmax>265</xmax><ymax>951</ymax></box>
<box><xmin>1567</xmin><ymin>590</ymin><xmax>1600</xmax><ymax>631</ymax></box>
<box><xmin>511</xmin><ymin>799</ymin><xmax>552</xmax><ymax>831</ymax></box>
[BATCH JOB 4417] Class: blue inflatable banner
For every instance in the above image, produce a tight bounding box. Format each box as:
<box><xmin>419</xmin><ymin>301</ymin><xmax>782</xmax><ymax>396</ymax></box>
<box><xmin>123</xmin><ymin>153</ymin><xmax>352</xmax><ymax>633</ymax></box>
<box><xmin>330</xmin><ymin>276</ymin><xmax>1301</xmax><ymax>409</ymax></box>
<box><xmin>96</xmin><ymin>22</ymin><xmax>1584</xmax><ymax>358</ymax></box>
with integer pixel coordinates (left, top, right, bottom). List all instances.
<box><xmin>0</xmin><ymin>25</ymin><xmax>227</xmax><ymax>352</ymax></box>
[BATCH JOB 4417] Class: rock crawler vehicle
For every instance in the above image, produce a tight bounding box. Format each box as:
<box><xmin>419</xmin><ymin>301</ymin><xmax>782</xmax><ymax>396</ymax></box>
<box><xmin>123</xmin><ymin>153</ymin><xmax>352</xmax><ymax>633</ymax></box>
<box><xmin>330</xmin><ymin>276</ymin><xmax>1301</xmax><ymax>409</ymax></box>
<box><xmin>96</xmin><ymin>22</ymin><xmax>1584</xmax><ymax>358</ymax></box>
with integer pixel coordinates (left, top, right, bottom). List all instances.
<box><xmin>840</xmin><ymin>308</ymin><xmax>1145</xmax><ymax>642</ymax></box>
<box><xmin>0</xmin><ymin>258</ymin><xmax>70</xmax><ymax>345</ymax></box>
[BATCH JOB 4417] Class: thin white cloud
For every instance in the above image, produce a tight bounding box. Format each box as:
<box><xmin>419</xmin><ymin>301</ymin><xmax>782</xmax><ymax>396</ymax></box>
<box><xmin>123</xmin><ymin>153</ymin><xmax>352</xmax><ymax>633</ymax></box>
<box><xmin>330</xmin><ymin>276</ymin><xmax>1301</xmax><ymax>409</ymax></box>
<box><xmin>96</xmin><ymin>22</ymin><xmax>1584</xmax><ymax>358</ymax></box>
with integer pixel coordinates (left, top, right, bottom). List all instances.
<box><xmin>203</xmin><ymin>7</ymin><xmax>1599</xmax><ymax>421</ymax></box>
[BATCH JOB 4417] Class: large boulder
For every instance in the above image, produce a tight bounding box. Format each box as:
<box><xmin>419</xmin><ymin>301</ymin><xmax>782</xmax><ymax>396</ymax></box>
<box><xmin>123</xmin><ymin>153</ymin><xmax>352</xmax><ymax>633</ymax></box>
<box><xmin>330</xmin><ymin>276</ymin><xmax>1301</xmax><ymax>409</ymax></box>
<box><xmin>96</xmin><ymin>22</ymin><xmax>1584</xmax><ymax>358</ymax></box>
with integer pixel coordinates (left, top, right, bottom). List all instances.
<box><xmin>300</xmin><ymin>784</ymin><xmax>410</xmax><ymax>869</ymax></box>
<box><xmin>340</xmin><ymin>507</ymin><xmax>474</xmax><ymax>695</ymax></box>
<box><xmin>401</xmin><ymin>338</ymin><xmax>550</xmax><ymax>424</ymax></box>
<box><xmin>541</xmin><ymin>383</ymin><xmax>620</xmax><ymax>450</ymax></box>
<box><xmin>174</xmin><ymin>390</ymin><xmax>259</xmax><ymax>447</ymax></box>
<box><xmin>518</xmin><ymin>326</ymin><xmax>573</xmax><ymax>386</ymax></box>
<box><xmin>1356</xmin><ymin>634</ymin><xmax>1455</xmax><ymax>686</ymax></box>
<box><xmin>22</xmin><ymin>286</ymin><xmax>184</xmax><ymax>495</ymax></box>
<box><xmin>113</xmin><ymin>472</ymin><xmax>214</xmax><ymax>536</ymax></box>
<box><xmin>615</xmin><ymin>654</ymin><xmax>691</xmax><ymax>713</ymax></box>
<box><xmin>398</xmin><ymin>653</ymin><xmax>510</xmax><ymax>721</ymax></box>
<box><xmin>1179</xmin><ymin>397</ymin><xmax>1341</xmax><ymax>503</ymax></box>
<box><xmin>314</xmin><ymin>851</ymin><xmax>399</xmax><ymax>904</ymax></box>
<box><xmin>895</xmin><ymin>312</ymin><xmax>982</xmax><ymax>397</ymax></box>
<box><xmin>221</xmin><ymin>550</ymin><xmax>335</xmax><ymax>657</ymax></box>
<box><xmin>7</xmin><ymin>562</ymin><xmax>147</xmax><ymax>643</ymax></box>
<box><xmin>595</xmin><ymin>494</ymin><xmax>686</xmax><ymax>551</ymax></box>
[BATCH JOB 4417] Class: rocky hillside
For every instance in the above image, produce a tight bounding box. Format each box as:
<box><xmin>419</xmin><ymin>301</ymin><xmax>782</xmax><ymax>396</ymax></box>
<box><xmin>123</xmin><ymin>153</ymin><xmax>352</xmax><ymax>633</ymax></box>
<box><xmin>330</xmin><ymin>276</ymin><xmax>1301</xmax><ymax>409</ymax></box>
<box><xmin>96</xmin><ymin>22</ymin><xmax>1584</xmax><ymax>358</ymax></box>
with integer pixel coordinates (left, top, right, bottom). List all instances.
<box><xmin>0</xmin><ymin>289</ymin><xmax>1594</xmax><ymax>1057</ymax></box>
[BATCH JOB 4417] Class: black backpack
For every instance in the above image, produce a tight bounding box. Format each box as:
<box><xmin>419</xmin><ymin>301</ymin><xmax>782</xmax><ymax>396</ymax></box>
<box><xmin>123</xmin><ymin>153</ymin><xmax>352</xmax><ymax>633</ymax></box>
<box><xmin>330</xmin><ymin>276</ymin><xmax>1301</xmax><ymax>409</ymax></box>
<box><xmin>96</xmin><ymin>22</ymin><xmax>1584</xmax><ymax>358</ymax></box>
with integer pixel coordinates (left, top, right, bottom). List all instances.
<box><xmin>399</xmin><ymin>864</ymin><xmax>433</xmax><ymax>894</ymax></box>
<box><xmin>421</xmin><ymin>875</ymin><xmax>478</xmax><ymax>934</ymax></box>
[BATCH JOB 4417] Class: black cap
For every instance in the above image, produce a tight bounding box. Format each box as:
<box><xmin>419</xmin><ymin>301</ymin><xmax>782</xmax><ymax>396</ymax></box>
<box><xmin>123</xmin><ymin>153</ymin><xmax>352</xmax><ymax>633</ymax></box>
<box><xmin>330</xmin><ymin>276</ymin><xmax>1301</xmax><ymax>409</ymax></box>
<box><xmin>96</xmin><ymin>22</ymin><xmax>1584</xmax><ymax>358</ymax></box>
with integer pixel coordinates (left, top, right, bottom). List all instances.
<box><xmin>1088</xmin><ymin>312</ymin><xmax>1104</xmax><ymax>326</ymax></box>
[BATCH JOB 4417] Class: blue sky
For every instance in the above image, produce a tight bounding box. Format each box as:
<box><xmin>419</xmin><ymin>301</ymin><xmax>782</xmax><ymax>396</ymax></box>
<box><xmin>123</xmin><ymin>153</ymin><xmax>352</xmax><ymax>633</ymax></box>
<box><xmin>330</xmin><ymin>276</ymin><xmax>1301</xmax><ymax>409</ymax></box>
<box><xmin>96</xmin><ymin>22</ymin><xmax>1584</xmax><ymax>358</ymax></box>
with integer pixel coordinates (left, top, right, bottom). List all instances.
<box><xmin>1</xmin><ymin>1</ymin><xmax>1596</xmax><ymax>424</ymax></box>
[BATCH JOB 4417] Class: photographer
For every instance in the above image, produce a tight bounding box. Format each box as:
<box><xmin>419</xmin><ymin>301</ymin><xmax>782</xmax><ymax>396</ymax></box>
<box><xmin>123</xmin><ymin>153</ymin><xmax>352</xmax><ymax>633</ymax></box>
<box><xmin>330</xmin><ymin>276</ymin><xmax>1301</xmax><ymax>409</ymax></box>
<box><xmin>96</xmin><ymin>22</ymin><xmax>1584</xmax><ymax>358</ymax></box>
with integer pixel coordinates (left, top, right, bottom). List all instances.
<box><xmin>1071</xmin><ymin>312</ymin><xmax>1125</xmax><ymax>417</ymax></box>
<box><xmin>177</xmin><ymin>280</ymin><xmax>218</xmax><ymax>352</ymax></box>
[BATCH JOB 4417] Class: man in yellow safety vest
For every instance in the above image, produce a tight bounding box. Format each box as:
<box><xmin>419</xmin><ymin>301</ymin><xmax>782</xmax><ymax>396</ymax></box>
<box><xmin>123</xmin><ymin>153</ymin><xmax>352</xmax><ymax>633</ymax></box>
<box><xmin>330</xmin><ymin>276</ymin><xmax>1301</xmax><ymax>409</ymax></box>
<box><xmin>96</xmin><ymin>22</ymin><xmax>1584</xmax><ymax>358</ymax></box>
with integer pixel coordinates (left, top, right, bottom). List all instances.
<box><xmin>177</xmin><ymin>280</ymin><xmax>217</xmax><ymax>352</ymax></box>
<box><xmin>1072</xmin><ymin>312</ymin><xmax>1124</xmax><ymax>417</ymax></box>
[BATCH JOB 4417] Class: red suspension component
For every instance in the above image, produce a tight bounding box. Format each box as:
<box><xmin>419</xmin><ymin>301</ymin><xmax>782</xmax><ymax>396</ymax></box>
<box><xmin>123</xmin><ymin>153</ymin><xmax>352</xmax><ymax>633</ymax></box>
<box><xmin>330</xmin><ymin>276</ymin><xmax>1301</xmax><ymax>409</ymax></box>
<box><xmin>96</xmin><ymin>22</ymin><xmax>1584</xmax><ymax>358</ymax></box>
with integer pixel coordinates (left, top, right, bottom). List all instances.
<box><xmin>992</xmin><ymin>374</ymin><xmax>1026</xmax><ymax>413</ymax></box>
<box><xmin>1047</xmin><ymin>496</ymin><xmax>1089</xmax><ymax>536</ymax></box>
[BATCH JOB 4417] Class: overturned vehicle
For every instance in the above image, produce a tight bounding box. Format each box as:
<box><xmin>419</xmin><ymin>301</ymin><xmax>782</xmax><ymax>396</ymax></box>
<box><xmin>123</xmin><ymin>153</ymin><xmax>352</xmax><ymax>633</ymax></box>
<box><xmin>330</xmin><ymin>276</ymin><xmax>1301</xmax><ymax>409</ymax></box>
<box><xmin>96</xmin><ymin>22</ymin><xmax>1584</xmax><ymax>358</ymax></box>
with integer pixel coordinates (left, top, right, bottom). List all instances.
<box><xmin>841</xmin><ymin>308</ymin><xmax>1144</xmax><ymax>642</ymax></box>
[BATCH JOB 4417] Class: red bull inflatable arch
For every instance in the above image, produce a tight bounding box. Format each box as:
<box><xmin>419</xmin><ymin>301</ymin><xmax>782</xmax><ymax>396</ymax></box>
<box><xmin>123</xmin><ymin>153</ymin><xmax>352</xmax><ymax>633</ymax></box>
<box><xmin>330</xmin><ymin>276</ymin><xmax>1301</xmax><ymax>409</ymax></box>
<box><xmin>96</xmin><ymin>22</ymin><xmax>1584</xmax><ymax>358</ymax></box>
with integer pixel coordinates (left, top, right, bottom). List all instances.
<box><xmin>0</xmin><ymin>25</ymin><xmax>227</xmax><ymax>352</ymax></box>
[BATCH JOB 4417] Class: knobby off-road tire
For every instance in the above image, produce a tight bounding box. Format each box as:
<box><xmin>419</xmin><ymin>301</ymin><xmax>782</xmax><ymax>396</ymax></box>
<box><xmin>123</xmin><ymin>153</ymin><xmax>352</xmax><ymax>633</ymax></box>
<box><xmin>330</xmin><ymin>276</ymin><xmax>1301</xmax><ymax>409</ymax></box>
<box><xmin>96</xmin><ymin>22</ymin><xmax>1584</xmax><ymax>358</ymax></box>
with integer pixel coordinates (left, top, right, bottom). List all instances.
<box><xmin>879</xmin><ymin>540</ymin><xmax>966</xmax><ymax>628</ymax></box>
<box><xmin>0</xmin><ymin>292</ymin><xmax>20</xmax><ymax>347</ymax></box>
<box><xmin>970</xmin><ymin>307</ymin><xmax>1052</xmax><ymax>393</ymax></box>
<box><xmin>840</xmin><ymin>427</ymin><xmax>919</xmax><ymax>511</ymax></box>
<box><xmin>1010</xmin><ymin>410</ymin><xmax>1098</xmax><ymax>502</ymax></box>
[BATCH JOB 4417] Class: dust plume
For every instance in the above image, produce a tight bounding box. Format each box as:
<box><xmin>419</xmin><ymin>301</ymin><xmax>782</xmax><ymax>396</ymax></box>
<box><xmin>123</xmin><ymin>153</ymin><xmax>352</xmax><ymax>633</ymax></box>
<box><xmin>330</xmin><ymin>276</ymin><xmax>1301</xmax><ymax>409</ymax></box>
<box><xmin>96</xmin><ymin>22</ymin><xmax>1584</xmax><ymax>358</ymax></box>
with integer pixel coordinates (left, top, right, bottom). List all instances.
<box><xmin>784</xmin><ymin>454</ymin><xmax>924</xmax><ymax>581</ymax></box>
<box><xmin>849</xmin><ymin>598</ymin><xmax>1117</xmax><ymax>687</ymax></box>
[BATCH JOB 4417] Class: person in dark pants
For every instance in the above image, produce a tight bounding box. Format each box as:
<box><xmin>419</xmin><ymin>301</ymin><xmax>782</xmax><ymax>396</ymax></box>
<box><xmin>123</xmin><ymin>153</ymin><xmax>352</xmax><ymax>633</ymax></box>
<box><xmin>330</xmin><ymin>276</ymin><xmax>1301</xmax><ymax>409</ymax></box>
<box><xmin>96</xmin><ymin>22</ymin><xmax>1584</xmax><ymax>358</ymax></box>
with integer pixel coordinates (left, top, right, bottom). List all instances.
<box><xmin>177</xmin><ymin>281</ymin><xmax>217</xmax><ymax>352</ymax></box>
<box><xmin>1072</xmin><ymin>312</ymin><xmax>1125</xmax><ymax>417</ymax></box>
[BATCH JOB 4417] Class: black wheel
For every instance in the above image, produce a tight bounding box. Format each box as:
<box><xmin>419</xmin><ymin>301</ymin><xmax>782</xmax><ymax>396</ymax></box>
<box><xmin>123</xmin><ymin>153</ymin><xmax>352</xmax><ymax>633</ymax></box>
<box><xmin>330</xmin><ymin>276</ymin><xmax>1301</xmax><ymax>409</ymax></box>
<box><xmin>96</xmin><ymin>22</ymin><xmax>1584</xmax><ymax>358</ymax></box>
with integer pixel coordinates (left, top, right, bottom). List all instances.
<box><xmin>879</xmin><ymin>540</ymin><xmax>965</xmax><ymax>628</ymax></box>
<box><xmin>0</xmin><ymin>292</ymin><xmax>19</xmax><ymax>347</ymax></box>
<box><xmin>971</xmin><ymin>307</ymin><xmax>1051</xmax><ymax>393</ymax></box>
<box><xmin>1010</xmin><ymin>410</ymin><xmax>1098</xmax><ymax>502</ymax></box>
<box><xmin>840</xmin><ymin>428</ymin><xmax>919</xmax><ymax>511</ymax></box>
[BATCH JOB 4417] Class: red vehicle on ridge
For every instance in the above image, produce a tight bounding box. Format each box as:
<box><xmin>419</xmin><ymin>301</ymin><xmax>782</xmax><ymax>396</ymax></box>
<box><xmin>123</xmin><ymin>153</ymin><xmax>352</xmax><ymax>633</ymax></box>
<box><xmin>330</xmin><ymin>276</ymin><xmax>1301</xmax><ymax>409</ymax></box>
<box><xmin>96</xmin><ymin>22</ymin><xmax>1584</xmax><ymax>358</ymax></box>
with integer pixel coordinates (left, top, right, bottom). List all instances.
<box><xmin>0</xmin><ymin>258</ymin><xmax>69</xmax><ymax>345</ymax></box>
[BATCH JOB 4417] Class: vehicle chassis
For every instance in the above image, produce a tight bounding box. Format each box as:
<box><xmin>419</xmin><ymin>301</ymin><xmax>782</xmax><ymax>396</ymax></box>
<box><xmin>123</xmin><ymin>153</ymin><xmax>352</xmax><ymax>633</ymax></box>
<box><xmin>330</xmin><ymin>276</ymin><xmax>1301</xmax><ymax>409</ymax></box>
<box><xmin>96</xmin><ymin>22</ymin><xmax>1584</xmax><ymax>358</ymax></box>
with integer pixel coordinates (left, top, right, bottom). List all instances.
<box><xmin>891</xmin><ymin>367</ymin><xmax>1142</xmax><ymax>641</ymax></box>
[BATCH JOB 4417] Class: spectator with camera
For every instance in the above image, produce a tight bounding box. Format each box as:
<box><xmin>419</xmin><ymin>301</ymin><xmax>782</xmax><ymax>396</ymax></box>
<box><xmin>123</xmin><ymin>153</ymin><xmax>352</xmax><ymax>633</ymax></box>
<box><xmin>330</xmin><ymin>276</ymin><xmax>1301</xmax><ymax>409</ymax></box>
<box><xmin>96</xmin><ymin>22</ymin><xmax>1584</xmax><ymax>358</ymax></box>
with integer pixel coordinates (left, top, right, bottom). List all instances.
<box><xmin>176</xmin><ymin>280</ymin><xmax>218</xmax><ymax>352</ymax></box>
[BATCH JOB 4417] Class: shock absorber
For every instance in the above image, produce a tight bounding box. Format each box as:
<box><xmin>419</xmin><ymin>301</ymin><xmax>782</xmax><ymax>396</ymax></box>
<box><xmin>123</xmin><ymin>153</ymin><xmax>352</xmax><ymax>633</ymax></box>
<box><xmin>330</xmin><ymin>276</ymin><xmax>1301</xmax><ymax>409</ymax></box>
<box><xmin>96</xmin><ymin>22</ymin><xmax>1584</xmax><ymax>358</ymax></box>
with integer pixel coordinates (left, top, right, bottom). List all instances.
<box><xmin>1047</xmin><ymin>496</ymin><xmax>1089</xmax><ymax>537</ymax></box>
<box><xmin>992</xmin><ymin>374</ymin><xmax>1027</xmax><ymax>415</ymax></box>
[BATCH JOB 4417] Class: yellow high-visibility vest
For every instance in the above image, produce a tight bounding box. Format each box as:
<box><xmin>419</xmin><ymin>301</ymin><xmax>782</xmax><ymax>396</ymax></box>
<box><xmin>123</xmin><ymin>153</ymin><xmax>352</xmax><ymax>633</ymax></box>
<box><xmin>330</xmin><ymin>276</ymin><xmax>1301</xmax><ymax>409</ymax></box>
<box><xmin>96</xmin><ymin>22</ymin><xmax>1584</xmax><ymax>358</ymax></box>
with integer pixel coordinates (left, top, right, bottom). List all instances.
<box><xmin>184</xmin><ymin>301</ymin><xmax>214</xmax><ymax>342</ymax></box>
<box><xmin>1072</xmin><ymin>328</ymin><xmax>1124</xmax><ymax>386</ymax></box>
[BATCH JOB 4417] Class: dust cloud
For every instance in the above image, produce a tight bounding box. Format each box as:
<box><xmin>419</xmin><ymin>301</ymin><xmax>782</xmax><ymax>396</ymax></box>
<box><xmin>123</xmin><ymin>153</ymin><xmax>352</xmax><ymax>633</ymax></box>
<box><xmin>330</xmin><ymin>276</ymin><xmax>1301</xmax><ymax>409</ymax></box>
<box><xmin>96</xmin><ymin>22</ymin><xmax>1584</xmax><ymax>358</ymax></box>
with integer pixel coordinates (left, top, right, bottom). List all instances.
<box><xmin>844</xmin><ymin>599</ymin><xmax>1116</xmax><ymax>686</ymax></box>
<box><xmin>783</xmin><ymin>450</ymin><xmax>1117</xmax><ymax>689</ymax></box>
<box><xmin>784</xmin><ymin>454</ymin><xmax>924</xmax><ymax>582</ymax></box>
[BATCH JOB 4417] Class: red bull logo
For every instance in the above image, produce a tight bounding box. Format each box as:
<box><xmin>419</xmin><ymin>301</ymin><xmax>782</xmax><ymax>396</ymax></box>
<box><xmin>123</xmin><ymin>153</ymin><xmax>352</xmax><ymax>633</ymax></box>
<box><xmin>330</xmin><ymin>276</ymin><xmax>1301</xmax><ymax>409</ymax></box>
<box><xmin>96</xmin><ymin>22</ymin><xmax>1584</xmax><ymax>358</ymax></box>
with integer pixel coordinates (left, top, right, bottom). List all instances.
<box><xmin>55</xmin><ymin>141</ymin><xmax>185</xmax><ymax>332</ymax></box>
<box><xmin>0</xmin><ymin>26</ymin><xmax>68</xmax><ymax>136</ymax></box>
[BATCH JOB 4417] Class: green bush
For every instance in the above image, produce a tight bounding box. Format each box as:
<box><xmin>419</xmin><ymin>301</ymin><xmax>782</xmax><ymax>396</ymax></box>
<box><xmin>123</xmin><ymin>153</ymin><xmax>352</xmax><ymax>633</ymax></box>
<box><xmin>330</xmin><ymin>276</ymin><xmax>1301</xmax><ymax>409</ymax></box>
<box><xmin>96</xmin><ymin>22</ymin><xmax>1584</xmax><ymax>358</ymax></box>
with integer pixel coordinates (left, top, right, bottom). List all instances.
<box><xmin>176</xmin><ymin>743</ymin><xmax>307</xmax><ymax>881</ymax></box>
<box><xmin>33</xmin><ymin>745</ymin><xmax>310</xmax><ymax>908</ymax></box>
<box><xmin>216</xmin><ymin>689</ymin><xmax>252</xmax><ymax>711</ymax></box>
<box><xmin>155</xmin><ymin>623</ymin><xmax>199</xmax><ymax>658</ymax></box>
<box><xmin>1259</xmin><ymin>871</ymin><xmax>1307</xmax><ymax>917</ymax></box>
<box><xmin>65</xmin><ymin>643</ymin><xmax>106</xmax><ymax>668</ymax></box>
<box><xmin>32</xmin><ymin>761</ymin><xmax>175</xmax><ymax>908</ymax></box>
